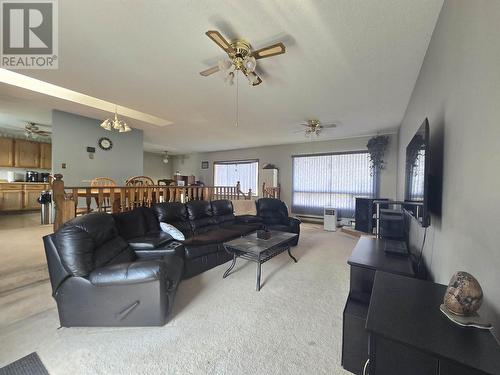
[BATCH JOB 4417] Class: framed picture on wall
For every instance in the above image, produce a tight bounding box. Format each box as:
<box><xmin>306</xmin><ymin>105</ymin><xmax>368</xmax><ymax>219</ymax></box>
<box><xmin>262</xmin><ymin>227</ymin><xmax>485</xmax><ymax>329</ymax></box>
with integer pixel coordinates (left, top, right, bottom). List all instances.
<box><xmin>201</xmin><ymin>161</ymin><xmax>209</xmax><ymax>169</ymax></box>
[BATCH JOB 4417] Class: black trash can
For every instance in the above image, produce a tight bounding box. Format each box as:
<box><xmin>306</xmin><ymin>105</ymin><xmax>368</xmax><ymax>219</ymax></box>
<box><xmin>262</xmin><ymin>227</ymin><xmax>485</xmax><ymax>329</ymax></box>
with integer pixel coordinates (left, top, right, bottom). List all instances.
<box><xmin>37</xmin><ymin>190</ymin><xmax>53</xmax><ymax>225</ymax></box>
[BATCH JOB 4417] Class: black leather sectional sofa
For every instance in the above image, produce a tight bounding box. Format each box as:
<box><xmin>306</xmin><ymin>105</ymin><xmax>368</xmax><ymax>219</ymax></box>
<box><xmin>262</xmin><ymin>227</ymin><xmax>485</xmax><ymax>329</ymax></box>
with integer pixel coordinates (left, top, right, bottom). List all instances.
<box><xmin>44</xmin><ymin>198</ymin><xmax>300</xmax><ymax>327</ymax></box>
<box><xmin>153</xmin><ymin>200</ymin><xmax>263</xmax><ymax>278</ymax></box>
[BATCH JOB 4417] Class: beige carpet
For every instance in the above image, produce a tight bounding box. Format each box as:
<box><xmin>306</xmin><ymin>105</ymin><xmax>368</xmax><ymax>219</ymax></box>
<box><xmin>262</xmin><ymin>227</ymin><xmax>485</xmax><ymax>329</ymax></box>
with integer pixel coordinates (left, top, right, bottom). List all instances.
<box><xmin>0</xmin><ymin>223</ymin><xmax>354</xmax><ymax>375</ymax></box>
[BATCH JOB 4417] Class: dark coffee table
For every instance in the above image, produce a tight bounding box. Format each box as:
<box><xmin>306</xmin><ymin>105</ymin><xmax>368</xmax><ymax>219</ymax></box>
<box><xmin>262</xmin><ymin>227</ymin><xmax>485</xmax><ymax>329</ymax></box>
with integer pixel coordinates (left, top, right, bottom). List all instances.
<box><xmin>223</xmin><ymin>231</ymin><xmax>299</xmax><ymax>291</ymax></box>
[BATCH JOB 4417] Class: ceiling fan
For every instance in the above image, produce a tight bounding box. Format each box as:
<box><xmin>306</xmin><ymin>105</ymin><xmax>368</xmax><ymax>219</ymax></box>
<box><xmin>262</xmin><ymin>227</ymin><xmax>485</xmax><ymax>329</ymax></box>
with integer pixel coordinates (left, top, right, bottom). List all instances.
<box><xmin>295</xmin><ymin>119</ymin><xmax>338</xmax><ymax>137</ymax></box>
<box><xmin>24</xmin><ymin>122</ymin><xmax>51</xmax><ymax>138</ymax></box>
<box><xmin>199</xmin><ymin>30</ymin><xmax>286</xmax><ymax>86</ymax></box>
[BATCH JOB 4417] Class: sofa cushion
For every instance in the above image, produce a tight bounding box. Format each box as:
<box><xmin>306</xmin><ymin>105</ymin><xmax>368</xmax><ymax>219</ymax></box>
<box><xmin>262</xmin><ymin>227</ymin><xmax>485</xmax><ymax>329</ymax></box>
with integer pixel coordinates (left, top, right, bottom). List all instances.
<box><xmin>186</xmin><ymin>200</ymin><xmax>217</xmax><ymax>234</ymax></box>
<box><xmin>89</xmin><ymin>260</ymin><xmax>165</xmax><ymax>286</ymax></box>
<box><xmin>55</xmin><ymin>213</ymin><xmax>135</xmax><ymax>277</ymax></box>
<box><xmin>160</xmin><ymin>222</ymin><xmax>185</xmax><ymax>241</ymax></box>
<box><xmin>211</xmin><ymin>199</ymin><xmax>235</xmax><ymax>225</ymax></box>
<box><xmin>142</xmin><ymin>207</ymin><xmax>161</xmax><ymax>233</ymax></box>
<box><xmin>184</xmin><ymin>243</ymin><xmax>223</xmax><ymax>260</ymax></box>
<box><xmin>183</xmin><ymin>228</ymin><xmax>237</xmax><ymax>247</ymax></box>
<box><xmin>112</xmin><ymin>209</ymin><xmax>147</xmax><ymax>240</ymax></box>
<box><xmin>153</xmin><ymin>202</ymin><xmax>193</xmax><ymax>237</ymax></box>
<box><xmin>127</xmin><ymin>232</ymin><xmax>173</xmax><ymax>250</ymax></box>
<box><xmin>222</xmin><ymin>223</ymin><xmax>261</xmax><ymax>236</ymax></box>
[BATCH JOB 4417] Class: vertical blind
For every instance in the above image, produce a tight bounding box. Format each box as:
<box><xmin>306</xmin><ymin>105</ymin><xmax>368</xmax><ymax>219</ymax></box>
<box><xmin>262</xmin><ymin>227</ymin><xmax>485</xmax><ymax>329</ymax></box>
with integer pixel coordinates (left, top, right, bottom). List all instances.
<box><xmin>292</xmin><ymin>152</ymin><xmax>377</xmax><ymax>217</ymax></box>
<box><xmin>407</xmin><ymin>149</ymin><xmax>425</xmax><ymax>201</ymax></box>
<box><xmin>214</xmin><ymin>160</ymin><xmax>258</xmax><ymax>195</ymax></box>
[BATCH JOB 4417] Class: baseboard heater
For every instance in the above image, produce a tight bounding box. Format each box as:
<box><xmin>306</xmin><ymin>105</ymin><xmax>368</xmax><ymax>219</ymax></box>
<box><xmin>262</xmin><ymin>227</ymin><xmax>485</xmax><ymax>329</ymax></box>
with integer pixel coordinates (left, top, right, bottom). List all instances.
<box><xmin>295</xmin><ymin>213</ymin><xmax>352</xmax><ymax>226</ymax></box>
<box><xmin>294</xmin><ymin>214</ymin><xmax>324</xmax><ymax>223</ymax></box>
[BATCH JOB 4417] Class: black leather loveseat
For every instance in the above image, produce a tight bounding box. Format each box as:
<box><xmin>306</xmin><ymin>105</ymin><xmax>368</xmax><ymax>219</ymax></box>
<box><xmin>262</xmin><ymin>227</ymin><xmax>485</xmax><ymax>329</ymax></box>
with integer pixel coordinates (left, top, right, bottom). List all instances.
<box><xmin>43</xmin><ymin>213</ymin><xmax>183</xmax><ymax>327</ymax></box>
<box><xmin>255</xmin><ymin>198</ymin><xmax>300</xmax><ymax>246</ymax></box>
<box><xmin>153</xmin><ymin>199</ymin><xmax>263</xmax><ymax>278</ymax></box>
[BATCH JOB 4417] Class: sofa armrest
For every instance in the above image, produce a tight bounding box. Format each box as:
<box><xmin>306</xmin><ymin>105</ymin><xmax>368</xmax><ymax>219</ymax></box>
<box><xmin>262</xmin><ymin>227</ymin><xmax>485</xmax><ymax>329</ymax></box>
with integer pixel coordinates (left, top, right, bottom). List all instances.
<box><xmin>235</xmin><ymin>215</ymin><xmax>263</xmax><ymax>224</ymax></box>
<box><xmin>288</xmin><ymin>217</ymin><xmax>301</xmax><ymax>234</ymax></box>
<box><xmin>134</xmin><ymin>241</ymin><xmax>185</xmax><ymax>259</ymax></box>
<box><xmin>89</xmin><ymin>260</ymin><xmax>165</xmax><ymax>286</ymax></box>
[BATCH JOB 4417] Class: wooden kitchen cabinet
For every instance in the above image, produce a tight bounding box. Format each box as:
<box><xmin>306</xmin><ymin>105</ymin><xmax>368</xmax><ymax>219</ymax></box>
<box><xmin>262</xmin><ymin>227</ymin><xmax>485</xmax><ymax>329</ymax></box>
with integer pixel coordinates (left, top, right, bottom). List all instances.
<box><xmin>0</xmin><ymin>137</ymin><xmax>51</xmax><ymax>170</ymax></box>
<box><xmin>0</xmin><ymin>183</ymin><xmax>50</xmax><ymax>211</ymax></box>
<box><xmin>39</xmin><ymin>143</ymin><xmax>52</xmax><ymax>169</ymax></box>
<box><xmin>0</xmin><ymin>187</ymin><xmax>24</xmax><ymax>211</ymax></box>
<box><xmin>24</xmin><ymin>184</ymin><xmax>47</xmax><ymax>210</ymax></box>
<box><xmin>14</xmin><ymin>139</ymin><xmax>41</xmax><ymax>168</ymax></box>
<box><xmin>0</xmin><ymin>138</ymin><xmax>14</xmax><ymax>167</ymax></box>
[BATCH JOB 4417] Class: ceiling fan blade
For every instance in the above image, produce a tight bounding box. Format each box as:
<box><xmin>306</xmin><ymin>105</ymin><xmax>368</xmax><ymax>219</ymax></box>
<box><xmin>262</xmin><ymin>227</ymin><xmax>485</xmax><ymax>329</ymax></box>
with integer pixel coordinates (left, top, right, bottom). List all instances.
<box><xmin>252</xmin><ymin>74</ymin><xmax>262</xmax><ymax>86</ymax></box>
<box><xmin>320</xmin><ymin>123</ymin><xmax>338</xmax><ymax>129</ymax></box>
<box><xmin>205</xmin><ymin>30</ymin><xmax>234</xmax><ymax>54</ymax></box>
<box><xmin>251</xmin><ymin>42</ymin><xmax>286</xmax><ymax>60</ymax></box>
<box><xmin>199</xmin><ymin>65</ymin><xmax>220</xmax><ymax>76</ymax></box>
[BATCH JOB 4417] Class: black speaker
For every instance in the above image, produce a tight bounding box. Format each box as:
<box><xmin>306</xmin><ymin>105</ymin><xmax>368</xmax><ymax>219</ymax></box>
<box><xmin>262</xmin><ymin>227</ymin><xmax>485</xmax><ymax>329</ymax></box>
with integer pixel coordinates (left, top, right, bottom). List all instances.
<box><xmin>354</xmin><ymin>198</ymin><xmax>373</xmax><ymax>233</ymax></box>
<box><xmin>355</xmin><ymin>198</ymin><xmax>389</xmax><ymax>234</ymax></box>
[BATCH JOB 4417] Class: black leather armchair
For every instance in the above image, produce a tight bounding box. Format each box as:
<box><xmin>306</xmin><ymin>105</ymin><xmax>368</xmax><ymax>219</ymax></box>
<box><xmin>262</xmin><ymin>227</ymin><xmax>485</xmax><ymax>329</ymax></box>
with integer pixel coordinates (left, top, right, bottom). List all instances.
<box><xmin>255</xmin><ymin>198</ymin><xmax>300</xmax><ymax>246</ymax></box>
<box><xmin>43</xmin><ymin>213</ymin><xmax>183</xmax><ymax>327</ymax></box>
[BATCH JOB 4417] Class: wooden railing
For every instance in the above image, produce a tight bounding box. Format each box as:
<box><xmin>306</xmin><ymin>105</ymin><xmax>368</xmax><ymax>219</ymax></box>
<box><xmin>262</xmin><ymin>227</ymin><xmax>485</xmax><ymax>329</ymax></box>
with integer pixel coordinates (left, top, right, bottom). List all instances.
<box><xmin>52</xmin><ymin>175</ymin><xmax>252</xmax><ymax>231</ymax></box>
<box><xmin>262</xmin><ymin>182</ymin><xmax>281</xmax><ymax>199</ymax></box>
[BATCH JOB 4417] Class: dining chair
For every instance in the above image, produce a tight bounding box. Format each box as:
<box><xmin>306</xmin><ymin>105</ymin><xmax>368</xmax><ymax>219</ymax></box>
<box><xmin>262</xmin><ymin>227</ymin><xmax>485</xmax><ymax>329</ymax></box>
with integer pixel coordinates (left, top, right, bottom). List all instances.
<box><xmin>125</xmin><ymin>176</ymin><xmax>155</xmax><ymax>186</ymax></box>
<box><xmin>89</xmin><ymin>177</ymin><xmax>117</xmax><ymax>212</ymax></box>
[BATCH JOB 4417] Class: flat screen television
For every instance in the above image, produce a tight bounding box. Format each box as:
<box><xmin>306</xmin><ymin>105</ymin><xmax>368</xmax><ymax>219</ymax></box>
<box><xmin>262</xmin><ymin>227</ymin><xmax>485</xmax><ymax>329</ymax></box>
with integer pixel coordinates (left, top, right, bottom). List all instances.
<box><xmin>404</xmin><ymin>118</ymin><xmax>430</xmax><ymax>227</ymax></box>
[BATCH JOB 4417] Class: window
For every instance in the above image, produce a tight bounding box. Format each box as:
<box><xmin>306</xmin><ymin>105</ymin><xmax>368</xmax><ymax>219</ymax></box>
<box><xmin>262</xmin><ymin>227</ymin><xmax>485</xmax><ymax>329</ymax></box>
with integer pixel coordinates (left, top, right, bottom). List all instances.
<box><xmin>292</xmin><ymin>152</ymin><xmax>377</xmax><ymax>217</ymax></box>
<box><xmin>214</xmin><ymin>160</ymin><xmax>258</xmax><ymax>195</ymax></box>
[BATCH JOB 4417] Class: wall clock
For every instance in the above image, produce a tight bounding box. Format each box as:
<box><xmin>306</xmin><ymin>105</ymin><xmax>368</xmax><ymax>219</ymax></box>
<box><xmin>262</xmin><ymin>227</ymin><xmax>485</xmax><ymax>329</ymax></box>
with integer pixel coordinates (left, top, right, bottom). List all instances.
<box><xmin>98</xmin><ymin>137</ymin><xmax>113</xmax><ymax>151</ymax></box>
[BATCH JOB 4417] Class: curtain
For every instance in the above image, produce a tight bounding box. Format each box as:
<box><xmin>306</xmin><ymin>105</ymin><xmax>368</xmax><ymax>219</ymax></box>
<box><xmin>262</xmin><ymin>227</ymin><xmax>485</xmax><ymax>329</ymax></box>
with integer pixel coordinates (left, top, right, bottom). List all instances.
<box><xmin>292</xmin><ymin>152</ymin><xmax>377</xmax><ymax>217</ymax></box>
<box><xmin>214</xmin><ymin>160</ymin><xmax>258</xmax><ymax>195</ymax></box>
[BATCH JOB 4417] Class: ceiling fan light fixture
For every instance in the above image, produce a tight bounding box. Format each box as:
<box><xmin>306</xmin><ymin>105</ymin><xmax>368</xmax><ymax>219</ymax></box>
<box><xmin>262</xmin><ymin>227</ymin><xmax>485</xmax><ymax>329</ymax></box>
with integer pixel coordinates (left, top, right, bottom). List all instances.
<box><xmin>162</xmin><ymin>151</ymin><xmax>169</xmax><ymax>164</ymax></box>
<box><xmin>246</xmin><ymin>71</ymin><xmax>259</xmax><ymax>86</ymax></box>
<box><xmin>243</xmin><ymin>56</ymin><xmax>256</xmax><ymax>72</ymax></box>
<box><xmin>218</xmin><ymin>59</ymin><xmax>233</xmax><ymax>72</ymax></box>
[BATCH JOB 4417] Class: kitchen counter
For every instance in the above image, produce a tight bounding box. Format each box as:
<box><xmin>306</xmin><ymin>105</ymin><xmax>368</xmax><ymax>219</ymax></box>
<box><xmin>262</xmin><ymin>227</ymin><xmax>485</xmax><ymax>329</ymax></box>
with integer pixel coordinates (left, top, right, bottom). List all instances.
<box><xmin>0</xmin><ymin>182</ymin><xmax>50</xmax><ymax>186</ymax></box>
<box><xmin>0</xmin><ymin>182</ymin><xmax>51</xmax><ymax>212</ymax></box>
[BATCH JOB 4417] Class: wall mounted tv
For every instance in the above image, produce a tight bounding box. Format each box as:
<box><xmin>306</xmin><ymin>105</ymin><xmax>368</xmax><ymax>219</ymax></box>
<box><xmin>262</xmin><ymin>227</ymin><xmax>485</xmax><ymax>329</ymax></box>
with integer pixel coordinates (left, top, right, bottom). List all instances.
<box><xmin>404</xmin><ymin>118</ymin><xmax>431</xmax><ymax>227</ymax></box>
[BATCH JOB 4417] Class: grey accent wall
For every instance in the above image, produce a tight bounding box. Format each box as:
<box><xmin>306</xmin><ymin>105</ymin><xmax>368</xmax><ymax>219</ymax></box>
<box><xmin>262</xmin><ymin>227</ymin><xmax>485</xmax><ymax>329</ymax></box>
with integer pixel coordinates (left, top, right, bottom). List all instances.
<box><xmin>171</xmin><ymin>133</ymin><xmax>399</xmax><ymax>209</ymax></box>
<box><xmin>397</xmin><ymin>0</ymin><xmax>500</xmax><ymax>331</ymax></box>
<box><xmin>52</xmin><ymin>110</ymin><xmax>143</xmax><ymax>186</ymax></box>
<box><xmin>143</xmin><ymin>152</ymin><xmax>172</xmax><ymax>183</ymax></box>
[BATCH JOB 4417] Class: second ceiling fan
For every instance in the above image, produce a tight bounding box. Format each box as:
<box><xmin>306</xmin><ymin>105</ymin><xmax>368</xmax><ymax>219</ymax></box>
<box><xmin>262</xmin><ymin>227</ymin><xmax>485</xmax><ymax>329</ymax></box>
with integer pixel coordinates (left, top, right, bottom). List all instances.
<box><xmin>200</xmin><ymin>30</ymin><xmax>286</xmax><ymax>86</ymax></box>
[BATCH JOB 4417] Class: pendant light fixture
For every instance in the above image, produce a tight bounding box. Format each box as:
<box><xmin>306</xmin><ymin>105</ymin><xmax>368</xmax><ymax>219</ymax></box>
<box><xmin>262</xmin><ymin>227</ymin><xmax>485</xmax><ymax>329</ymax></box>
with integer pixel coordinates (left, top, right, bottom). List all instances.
<box><xmin>101</xmin><ymin>106</ymin><xmax>132</xmax><ymax>133</ymax></box>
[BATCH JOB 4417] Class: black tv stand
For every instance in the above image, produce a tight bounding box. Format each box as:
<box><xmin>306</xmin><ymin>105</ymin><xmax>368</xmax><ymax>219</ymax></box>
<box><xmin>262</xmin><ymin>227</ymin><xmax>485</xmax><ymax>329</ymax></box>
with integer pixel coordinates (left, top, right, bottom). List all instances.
<box><xmin>342</xmin><ymin>237</ymin><xmax>414</xmax><ymax>374</ymax></box>
<box><xmin>342</xmin><ymin>237</ymin><xmax>500</xmax><ymax>375</ymax></box>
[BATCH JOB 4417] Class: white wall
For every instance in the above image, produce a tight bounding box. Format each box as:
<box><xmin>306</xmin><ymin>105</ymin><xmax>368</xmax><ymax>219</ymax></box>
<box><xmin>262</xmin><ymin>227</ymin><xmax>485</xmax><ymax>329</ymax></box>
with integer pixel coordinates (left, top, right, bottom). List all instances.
<box><xmin>52</xmin><ymin>110</ymin><xmax>143</xmax><ymax>186</ymax></box>
<box><xmin>143</xmin><ymin>152</ymin><xmax>173</xmax><ymax>183</ymax></box>
<box><xmin>397</xmin><ymin>0</ymin><xmax>500</xmax><ymax>331</ymax></box>
<box><xmin>171</xmin><ymin>133</ymin><xmax>399</xmax><ymax>209</ymax></box>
